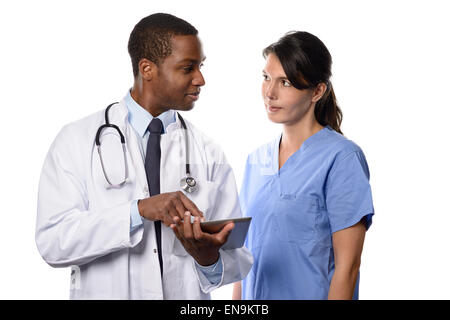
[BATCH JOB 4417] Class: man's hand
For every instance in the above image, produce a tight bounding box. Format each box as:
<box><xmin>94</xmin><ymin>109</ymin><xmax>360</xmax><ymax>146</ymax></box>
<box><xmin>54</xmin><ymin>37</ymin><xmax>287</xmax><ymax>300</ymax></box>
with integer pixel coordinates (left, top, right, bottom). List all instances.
<box><xmin>138</xmin><ymin>191</ymin><xmax>204</xmax><ymax>226</ymax></box>
<box><xmin>170</xmin><ymin>211</ymin><xmax>234</xmax><ymax>266</ymax></box>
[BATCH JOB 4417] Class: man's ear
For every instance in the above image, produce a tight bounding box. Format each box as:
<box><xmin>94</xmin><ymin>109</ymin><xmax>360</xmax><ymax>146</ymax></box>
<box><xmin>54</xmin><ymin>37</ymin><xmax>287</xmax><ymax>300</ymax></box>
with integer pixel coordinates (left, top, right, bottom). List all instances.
<box><xmin>311</xmin><ymin>82</ymin><xmax>328</xmax><ymax>103</ymax></box>
<box><xmin>138</xmin><ymin>59</ymin><xmax>157</xmax><ymax>81</ymax></box>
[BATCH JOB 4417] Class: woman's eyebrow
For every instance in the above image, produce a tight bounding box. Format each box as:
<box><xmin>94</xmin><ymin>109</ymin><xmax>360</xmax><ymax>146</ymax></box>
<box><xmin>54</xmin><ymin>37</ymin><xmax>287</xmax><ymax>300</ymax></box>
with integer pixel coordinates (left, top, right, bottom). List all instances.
<box><xmin>262</xmin><ymin>70</ymin><xmax>288</xmax><ymax>80</ymax></box>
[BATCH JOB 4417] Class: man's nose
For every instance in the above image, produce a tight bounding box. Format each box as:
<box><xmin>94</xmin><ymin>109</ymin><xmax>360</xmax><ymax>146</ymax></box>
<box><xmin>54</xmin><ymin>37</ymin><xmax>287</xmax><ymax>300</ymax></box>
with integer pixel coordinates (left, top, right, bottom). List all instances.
<box><xmin>193</xmin><ymin>69</ymin><xmax>205</xmax><ymax>86</ymax></box>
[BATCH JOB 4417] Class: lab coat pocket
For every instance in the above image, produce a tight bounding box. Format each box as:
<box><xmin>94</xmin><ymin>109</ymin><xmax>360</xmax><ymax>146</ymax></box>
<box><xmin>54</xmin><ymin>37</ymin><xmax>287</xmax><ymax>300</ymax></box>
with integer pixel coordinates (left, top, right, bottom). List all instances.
<box><xmin>172</xmin><ymin>237</ymin><xmax>189</xmax><ymax>256</ymax></box>
<box><xmin>172</xmin><ymin>180</ymin><xmax>218</xmax><ymax>256</ymax></box>
<box><xmin>274</xmin><ymin>195</ymin><xmax>319</xmax><ymax>243</ymax></box>
<box><xmin>182</xmin><ymin>180</ymin><xmax>218</xmax><ymax>221</ymax></box>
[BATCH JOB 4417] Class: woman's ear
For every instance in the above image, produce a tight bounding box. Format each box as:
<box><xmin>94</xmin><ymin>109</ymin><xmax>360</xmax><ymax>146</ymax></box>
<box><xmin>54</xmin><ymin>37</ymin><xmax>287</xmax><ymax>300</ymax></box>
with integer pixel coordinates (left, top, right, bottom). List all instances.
<box><xmin>311</xmin><ymin>82</ymin><xmax>328</xmax><ymax>103</ymax></box>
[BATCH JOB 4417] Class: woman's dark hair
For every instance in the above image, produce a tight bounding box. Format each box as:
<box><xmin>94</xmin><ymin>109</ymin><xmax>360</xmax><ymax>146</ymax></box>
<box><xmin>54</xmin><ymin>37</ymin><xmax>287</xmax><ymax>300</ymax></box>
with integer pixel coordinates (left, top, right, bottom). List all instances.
<box><xmin>128</xmin><ymin>13</ymin><xmax>198</xmax><ymax>78</ymax></box>
<box><xmin>263</xmin><ymin>31</ymin><xmax>343</xmax><ymax>134</ymax></box>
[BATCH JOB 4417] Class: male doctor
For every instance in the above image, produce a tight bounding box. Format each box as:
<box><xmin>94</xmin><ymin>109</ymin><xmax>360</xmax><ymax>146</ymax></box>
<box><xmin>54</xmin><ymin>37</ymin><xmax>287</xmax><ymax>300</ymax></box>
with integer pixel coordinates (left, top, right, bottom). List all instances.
<box><xmin>35</xmin><ymin>13</ymin><xmax>253</xmax><ymax>299</ymax></box>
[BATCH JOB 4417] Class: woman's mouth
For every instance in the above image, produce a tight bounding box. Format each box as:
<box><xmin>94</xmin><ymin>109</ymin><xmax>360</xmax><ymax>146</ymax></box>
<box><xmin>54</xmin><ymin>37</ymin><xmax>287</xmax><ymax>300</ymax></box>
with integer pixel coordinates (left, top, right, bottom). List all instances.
<box><xmin>267</xmin><ymin>105</ymin><xmax>282</xmax><ymax>113</ymax></box>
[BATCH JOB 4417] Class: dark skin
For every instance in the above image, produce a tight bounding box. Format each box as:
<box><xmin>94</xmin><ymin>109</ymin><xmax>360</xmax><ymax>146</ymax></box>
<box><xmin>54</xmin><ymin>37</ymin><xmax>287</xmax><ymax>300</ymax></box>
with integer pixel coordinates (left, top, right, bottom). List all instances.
<box><xmin>134</xmin><ymin>35</ymin><xmax>234</xmax><ymax>266</ymax></box>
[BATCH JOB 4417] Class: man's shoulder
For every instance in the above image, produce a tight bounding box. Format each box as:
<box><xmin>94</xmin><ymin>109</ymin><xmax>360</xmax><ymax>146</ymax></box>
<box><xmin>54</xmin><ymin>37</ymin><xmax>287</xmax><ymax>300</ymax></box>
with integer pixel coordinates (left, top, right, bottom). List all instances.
<box><xmin>49</xmin><ymin>109</ymin><xmax>106</xmax><ymax>156</ymax></box>
<box><xmin>65</xmin><ymin>109</ymin><xmax>105</xmax><ymax>131</ymax></box>
<box><xmin>57</xmin><ymin>109</ymin><xmax>104</xmax><ymax>140</ymax></box>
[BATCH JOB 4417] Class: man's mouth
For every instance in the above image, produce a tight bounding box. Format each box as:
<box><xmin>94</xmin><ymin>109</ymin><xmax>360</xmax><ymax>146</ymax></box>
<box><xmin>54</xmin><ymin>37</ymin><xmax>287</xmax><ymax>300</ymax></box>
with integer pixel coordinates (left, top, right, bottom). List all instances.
<box><xmin>186</xmin><ymin>92</ymin><xmax>200</xmax><ymax>101</ymax></box>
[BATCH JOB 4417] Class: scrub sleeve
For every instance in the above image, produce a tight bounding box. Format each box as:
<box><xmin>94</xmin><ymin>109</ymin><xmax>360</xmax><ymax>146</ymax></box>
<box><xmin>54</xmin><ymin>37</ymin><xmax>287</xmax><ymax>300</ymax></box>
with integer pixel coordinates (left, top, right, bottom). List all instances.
<box><xmin>325</xmin><ymin>149</ymin><xmax>374</xmax><ymax>233</ymax></box>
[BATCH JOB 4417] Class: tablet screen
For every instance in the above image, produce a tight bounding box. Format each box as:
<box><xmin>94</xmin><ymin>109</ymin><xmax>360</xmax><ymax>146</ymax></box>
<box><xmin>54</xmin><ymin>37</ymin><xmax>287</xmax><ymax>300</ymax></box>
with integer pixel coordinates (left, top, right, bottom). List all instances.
<box><xmin>200</xmin><ymin>217</ymin><xmax>252</xmax><ymax>250</ymax></box>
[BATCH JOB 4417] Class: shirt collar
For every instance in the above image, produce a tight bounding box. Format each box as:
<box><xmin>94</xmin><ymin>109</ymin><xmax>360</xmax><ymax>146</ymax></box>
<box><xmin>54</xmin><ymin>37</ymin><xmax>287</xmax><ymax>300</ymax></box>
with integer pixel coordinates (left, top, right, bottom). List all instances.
<box><xmin>124</xmin><ymin>89</ymin><xmax>176</xmax><ymax>137</ymax></box>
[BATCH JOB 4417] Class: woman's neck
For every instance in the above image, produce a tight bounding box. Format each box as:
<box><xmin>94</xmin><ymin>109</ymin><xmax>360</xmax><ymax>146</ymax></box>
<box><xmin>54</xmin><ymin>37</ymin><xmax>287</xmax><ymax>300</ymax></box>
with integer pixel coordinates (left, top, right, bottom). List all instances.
<box><xmin>281</xmin><ymin>118</ymin><xmax>324</xmax><ymax>153</ymax></box>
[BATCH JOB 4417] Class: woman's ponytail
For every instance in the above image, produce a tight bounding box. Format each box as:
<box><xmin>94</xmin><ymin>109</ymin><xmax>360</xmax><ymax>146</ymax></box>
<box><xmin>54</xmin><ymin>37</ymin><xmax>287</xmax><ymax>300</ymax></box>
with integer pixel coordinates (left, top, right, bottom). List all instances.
<box><xmin>314</xmin><ymin>82</ymin><xmax>343</xmax><ymax>134</ymax></box>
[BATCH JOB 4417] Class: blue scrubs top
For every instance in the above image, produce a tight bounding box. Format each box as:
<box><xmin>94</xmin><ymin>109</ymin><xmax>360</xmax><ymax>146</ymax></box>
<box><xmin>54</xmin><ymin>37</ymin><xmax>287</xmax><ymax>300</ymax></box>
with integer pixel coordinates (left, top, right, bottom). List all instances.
<box><xmin>240</xmin><ymin>126</ymin><xmax>374</xmax><ymax>300</ymax></box>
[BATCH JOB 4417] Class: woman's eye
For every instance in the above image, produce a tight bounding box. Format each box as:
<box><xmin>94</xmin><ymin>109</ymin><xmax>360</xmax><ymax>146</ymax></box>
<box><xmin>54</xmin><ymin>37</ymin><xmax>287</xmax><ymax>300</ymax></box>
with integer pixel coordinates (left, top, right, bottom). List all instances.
<box><xmin>281</xmin><ymin>80</ymin><xmax>291</xmax><ymax>87</ymax></box>
<box><xmin>262</xmin><ymin>74</ymin><xmax>269</xmax><ymax>80</ymax></box>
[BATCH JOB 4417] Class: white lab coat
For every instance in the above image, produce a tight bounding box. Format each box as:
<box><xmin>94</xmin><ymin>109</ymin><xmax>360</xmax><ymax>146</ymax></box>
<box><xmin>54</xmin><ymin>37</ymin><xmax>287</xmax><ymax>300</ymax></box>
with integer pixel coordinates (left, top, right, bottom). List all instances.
<box><xmin>35</xmin><ymin>99</ymin><xmax>253</xmax><ymax>299</ymax></box>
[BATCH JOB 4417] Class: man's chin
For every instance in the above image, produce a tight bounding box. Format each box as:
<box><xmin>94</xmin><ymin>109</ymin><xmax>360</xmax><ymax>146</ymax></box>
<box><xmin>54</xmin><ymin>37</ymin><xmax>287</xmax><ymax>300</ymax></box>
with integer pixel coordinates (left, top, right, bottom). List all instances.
<box><xmin>174</xmin><ymin>103</ymin><xmax>195</xmax><ymax>112</ymax></box>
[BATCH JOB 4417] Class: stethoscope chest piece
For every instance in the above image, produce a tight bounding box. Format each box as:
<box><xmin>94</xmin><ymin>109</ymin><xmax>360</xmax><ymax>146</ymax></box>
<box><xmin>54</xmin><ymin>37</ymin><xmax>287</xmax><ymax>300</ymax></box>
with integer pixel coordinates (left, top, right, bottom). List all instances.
<box><xmin>180</xmin><ymin>175</ymin><xmax>198</xmax><ymax>193</ymax></box>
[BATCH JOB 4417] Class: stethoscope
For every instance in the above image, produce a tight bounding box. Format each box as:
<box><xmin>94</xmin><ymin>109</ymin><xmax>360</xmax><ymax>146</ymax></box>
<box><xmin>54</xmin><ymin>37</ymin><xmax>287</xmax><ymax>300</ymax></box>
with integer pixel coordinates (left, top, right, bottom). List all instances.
<box><xmin>95</xmin><ymin>102</ymin><xmax>198</xmax><ymax>193</ymax></box>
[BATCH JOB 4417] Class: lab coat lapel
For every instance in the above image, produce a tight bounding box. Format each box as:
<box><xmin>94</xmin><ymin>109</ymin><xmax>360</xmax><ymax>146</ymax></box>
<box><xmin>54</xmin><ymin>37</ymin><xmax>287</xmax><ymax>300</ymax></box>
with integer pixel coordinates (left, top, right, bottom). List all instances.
<box><xmin>161</xmin><ymin>115</ymin><xmax>184</xmax><ymax>192</ymax></box>
<box><xmin>108</xmin><ymin>100</ymin><xmax>149</xmax><ymax>196</ymax></box>
<box><xmin>160</xmin><ymin>116</ymin><xmax>186</xmax><ymax>255</ymax></box>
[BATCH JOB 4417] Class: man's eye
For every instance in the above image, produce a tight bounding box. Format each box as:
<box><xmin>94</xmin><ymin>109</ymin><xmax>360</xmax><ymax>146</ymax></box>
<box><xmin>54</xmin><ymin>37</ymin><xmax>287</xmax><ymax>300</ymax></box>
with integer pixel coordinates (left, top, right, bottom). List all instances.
<box><xmin>262</xmin><ymin>74</ymin><xmax>269</xmax><ymax>80</ymax></box>
<box><xmin>184</xmin><ymin>66</ymin><xmax>193</xmax><ymax>72</ymax></box>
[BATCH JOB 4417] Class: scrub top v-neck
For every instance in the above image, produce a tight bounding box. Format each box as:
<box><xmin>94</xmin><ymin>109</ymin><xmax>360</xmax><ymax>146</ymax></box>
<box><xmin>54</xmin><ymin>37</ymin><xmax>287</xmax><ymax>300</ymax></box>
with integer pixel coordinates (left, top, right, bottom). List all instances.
<box><xmin>240</xmin><ymin>125</ymin><xmax>374</xmax><ymax>300</ymax></box>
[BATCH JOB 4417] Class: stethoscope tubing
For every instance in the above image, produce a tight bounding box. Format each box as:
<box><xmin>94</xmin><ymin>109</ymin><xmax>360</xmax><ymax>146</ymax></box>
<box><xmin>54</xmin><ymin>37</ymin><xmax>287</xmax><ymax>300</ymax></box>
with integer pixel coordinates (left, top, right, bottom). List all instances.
<box><xmin>96</xmin><ymin>102</ymin><xmax>195</xmax><ymax>191</ymax></box>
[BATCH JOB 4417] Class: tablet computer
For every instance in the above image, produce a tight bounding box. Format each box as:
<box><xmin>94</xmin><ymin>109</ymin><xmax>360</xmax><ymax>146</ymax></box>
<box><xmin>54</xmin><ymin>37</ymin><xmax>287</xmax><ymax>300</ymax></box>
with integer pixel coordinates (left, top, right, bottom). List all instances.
<box><xmin>200</xmin><ymin>217</ymin><xmax>252</xmax><ymax>250</ymax></box>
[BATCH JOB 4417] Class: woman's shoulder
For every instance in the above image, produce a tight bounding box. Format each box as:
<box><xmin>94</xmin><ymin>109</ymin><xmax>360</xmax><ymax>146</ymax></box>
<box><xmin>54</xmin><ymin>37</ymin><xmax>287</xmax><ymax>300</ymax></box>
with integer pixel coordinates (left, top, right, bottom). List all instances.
<box><xmin>322</xmin><ymin>127</ymin><xmax>369</xmax><ymax>170</ymax></box>
<box><xmin>324</xmin><ymin>126</ymin><xmax>364</xmax><ymax>155</ymax></box>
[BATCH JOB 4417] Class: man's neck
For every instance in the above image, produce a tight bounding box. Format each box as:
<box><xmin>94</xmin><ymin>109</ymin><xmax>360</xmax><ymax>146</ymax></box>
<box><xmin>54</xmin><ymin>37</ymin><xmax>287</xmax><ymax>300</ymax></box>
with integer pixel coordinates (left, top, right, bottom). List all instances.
<box><xmin>130</xmin><ymin>85</ymin><xmax>168</xmax><ymax>117</ymax></box>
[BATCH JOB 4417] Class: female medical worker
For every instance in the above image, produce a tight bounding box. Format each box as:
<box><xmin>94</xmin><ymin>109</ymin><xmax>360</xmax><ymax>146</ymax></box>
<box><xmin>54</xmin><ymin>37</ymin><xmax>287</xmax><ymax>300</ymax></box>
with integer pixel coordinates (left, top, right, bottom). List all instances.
<box><xmin>233</xmin><ymin>31</ymin><xmax>374</xmax><ymax>300</ymax></box>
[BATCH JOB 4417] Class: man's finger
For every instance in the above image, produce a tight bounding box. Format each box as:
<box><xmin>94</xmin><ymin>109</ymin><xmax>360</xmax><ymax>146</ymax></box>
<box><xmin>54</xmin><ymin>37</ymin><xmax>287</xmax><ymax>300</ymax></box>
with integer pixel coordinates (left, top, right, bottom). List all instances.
<box><xmin>216</xmin><ymin>222</ymin><xmax>235</xmax><ymax>244</ymax></box>
<box><xmin>192</xmin><ymin>216</ymin><xmax>206</xmax><ymax>241</ymax></box>
<box><xmin>179</xmin><ymin>193</ymin><xmax>204</xmax><ymax>218</ymax></box>
<box><xmin>183</xmin><ymin>211</ymin><xmax>195</xmax><ymax>243</ymax></box>
<box><xmin>173</xmin><ymin>197</ymin><xmax>188</xmax><ymax>220</ymax></box>
<box><xmin>160</xmin><ymin>202</ymin><xmax>178</xmax><ymax>225</ymax></box>
<box><xmin>171</xmin><ymin>223</ymin><xmax>187</xmax><ymax>246</ymax></box>
<box><xmin>170</xmin><ymin>223</ymin><xmax>181</xmax><ymax>239</ymax></box>
<box><xmin>162</xmin><ymin>204</ymin><xmax>177</xmax><ymax>226</ymax></box>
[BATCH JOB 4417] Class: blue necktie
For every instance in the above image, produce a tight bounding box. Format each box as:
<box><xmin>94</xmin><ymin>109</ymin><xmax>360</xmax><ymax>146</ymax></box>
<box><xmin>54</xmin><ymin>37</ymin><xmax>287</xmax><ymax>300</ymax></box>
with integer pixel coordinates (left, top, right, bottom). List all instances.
<box><xmin>145</xmin><ymin>118</ymin><xmax>164</xmax><ymax>277</ymax></box>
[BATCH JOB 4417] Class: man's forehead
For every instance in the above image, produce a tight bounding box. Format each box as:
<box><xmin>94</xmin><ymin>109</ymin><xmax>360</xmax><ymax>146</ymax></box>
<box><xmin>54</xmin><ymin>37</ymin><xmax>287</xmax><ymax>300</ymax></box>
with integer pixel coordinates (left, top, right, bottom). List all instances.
<box><xmin>169</xmin><ymin>35</ymin><xmax>204</xmax><ymax>58</ymax></box>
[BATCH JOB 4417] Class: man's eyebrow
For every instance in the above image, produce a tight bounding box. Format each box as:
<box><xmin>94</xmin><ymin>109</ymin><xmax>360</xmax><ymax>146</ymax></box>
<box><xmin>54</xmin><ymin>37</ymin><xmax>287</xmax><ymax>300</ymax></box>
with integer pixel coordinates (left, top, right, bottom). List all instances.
<box><xmin>176</xmin><ymin>56</ymin><xmax>207</xmax><ymax>64</ymax></box>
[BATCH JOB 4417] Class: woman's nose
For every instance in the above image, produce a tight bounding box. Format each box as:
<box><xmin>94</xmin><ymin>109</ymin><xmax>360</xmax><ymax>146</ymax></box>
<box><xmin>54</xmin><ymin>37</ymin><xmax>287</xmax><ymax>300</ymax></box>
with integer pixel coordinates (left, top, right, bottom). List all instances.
<box><xmin>263</xmin><ymin>82</ymin><xmax>276</xmax><ymax>100</ymax></box>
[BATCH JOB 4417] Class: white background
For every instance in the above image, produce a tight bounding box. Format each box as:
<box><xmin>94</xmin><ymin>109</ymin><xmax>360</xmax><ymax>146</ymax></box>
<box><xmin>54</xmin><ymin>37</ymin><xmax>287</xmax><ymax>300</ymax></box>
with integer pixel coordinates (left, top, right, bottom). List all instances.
<box><xmin>0</xmin><ymin>0</ymin><xmax>449</xmax><ymax>299</ymax></box>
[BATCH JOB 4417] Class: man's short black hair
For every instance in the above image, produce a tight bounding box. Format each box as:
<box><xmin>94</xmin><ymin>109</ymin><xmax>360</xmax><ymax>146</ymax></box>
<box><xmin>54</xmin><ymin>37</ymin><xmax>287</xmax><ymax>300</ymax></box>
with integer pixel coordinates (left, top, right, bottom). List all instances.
<box><xmin>128</xmin><ymin>13</ymin><xmax>198</xmax><ymax>78</ymax></box>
